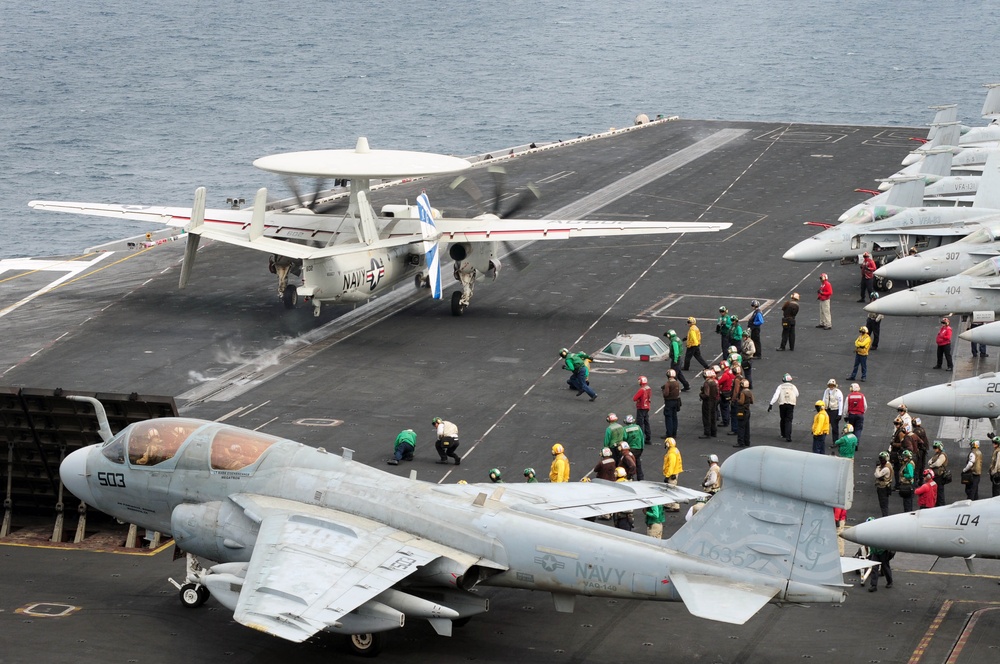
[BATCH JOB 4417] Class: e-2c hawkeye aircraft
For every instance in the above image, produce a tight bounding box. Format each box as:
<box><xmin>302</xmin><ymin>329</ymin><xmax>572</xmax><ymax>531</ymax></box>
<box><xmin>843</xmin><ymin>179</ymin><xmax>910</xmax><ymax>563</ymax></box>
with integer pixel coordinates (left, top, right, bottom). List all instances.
<box><xmin>29</xmin><ymin>138</ymin><xmax>730</xmax><ymax>317</ymax></box>
<box><xmin>59</xmin><ymin>402</ymin><xmax>855</xmax><ymax>657</ymax></box>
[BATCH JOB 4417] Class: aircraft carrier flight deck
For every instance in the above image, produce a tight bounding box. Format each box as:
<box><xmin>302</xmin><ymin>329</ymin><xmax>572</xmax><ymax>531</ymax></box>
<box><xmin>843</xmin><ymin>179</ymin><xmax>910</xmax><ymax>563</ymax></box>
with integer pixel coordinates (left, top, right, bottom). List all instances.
<box><xmin>2</xmin><ymin>118</ymin><xmax>998</xmax><ymax>664</ymax></box>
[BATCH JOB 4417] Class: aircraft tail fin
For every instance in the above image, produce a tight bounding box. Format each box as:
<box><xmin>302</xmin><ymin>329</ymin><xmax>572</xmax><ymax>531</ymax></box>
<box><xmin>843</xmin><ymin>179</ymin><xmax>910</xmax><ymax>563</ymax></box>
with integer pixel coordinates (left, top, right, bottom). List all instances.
<box><xmin>249</xmin><ymin>188</ymin><xmax>267</xmax><ymax>241</ymax></box>
<box><xmin>930</xmin><ymin>121</ymin><xmax>961</xmax><ymax>148</ymax></box>
<box><xmin>354</xmin><ymin>189</ymin><xmax>380</xmax><ymax>246</ymax></box>
<box><xmin>879</xmin><ymin>176</ymin><xmax>926</xmax><ymax>208</ymax></box>
<box><xmin>918</xmin><ymin>147</ymin><xmax>958</xmax><ymax>179</ymax></box>
<box><xmin>178</xmin><ymin>187</ymin><xmax>206</xmax><ymax>289</ymax></box>
<box><xmin>667</xmin><ymin>447</ymin><xmax>852</xmax><ymax>617</ymax></box>
<box><xmin>417</xmin><ymin>193</ymin><xmax>442</xmax><ymax>299</ymax></box>
<box><xmin>973</xmin><ymin>150</ymin><xmax>1000</xmax><ymax>210</ymax></box>
<box><xmin>926</xmin><ymin>105</ymin><xmax>958</xmax><ymax>139</ymax></box>
<box><xmin>981</xmin><ymin>83</ymin><xmax>1000</xmax><ymax>121</ymax></box>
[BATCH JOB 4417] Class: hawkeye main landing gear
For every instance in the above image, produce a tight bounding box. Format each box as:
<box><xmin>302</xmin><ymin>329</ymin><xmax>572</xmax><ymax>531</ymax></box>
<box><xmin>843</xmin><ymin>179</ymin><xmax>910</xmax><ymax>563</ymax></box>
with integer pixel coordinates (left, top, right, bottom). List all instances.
<box><xmin>282</xmin><ymin>284</ymin><xmax>297</xmax><ymax>309</ymax></box>
<box><xmin>451</xmin><ymin>291</ymin><xmax>467</xmax><ymax>316</ymax></box>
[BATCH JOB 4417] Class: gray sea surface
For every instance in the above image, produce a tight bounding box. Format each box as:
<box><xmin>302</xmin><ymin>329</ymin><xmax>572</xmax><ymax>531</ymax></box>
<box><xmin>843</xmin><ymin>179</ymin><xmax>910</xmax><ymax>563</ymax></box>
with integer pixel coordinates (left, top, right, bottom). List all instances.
<box><xmin>2</xmin><ymin>0</ymin><xmax>998</xmax><ymax>258</ymax></box>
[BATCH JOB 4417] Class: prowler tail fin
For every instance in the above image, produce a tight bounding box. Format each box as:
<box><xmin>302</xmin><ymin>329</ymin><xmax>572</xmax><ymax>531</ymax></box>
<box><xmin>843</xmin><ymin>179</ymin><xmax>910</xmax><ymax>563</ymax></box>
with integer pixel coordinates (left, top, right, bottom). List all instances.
<box><xmin>666</xmin><ymin>447</ymin><xmax>853</xmax><ymax>622</ymax></box>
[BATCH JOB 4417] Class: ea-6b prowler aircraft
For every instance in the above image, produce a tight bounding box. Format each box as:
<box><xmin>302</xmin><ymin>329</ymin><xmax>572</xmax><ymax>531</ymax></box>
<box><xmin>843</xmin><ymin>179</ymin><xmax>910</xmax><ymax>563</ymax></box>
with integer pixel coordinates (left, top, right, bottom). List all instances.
<box><xmin>59</xmin><ymin>401</ymin><xmax>856</xmax><ymax>657</ymax></box>
<box><xmin>29</xmin><ymin>138</ymin><xmax>731</xmax><ymax>317</ymax></box>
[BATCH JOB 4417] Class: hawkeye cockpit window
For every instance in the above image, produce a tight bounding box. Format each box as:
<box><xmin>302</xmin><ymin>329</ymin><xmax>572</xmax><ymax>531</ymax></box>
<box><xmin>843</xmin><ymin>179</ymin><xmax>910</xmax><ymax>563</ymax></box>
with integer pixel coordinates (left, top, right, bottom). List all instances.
<box><xmin>128</xmin><ymin>419</ymin><xmax>201</xmax><ymax>467</ymax></box>
<box><xmin>210</xmin><ymin>428</ymin><xmax>280</xmax><ymax>471</ymax></box>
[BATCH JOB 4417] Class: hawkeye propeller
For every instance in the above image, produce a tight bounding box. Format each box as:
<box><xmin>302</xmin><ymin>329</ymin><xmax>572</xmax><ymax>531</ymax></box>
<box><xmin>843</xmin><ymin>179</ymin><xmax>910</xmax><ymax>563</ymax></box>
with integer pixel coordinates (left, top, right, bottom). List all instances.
<box><xmin>280</xmin><ymin>176</ymin><xmax>350</xmax><ymax>215</ymax></box>
<box><xmin>449</xmin><ymin>165</ymin><xmax>540</xmax><ymax>272</ymax></box>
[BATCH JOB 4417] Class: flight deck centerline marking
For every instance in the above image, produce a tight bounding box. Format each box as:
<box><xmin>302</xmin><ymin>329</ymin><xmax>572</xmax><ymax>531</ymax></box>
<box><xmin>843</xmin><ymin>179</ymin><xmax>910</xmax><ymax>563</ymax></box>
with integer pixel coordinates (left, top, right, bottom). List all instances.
<box><xmin>253</xmin><ymin>416</ymin><xmax>279</xmax><ymax>431</ymax></box>
<box><xmin>239</xmin><ymin>400</ymin><xmax>270</xmax><ymax>417</ymax></box>
<box><xmin>215</xmin><ymin>406</ymin><xmax>247</xmax><ymax>422</ymax></box>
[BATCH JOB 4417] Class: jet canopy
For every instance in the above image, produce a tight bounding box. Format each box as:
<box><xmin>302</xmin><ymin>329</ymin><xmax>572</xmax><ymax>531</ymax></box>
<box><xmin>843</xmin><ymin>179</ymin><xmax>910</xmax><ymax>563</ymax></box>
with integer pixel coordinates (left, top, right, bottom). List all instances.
<box><xmin>960</xmin><ymin>257</ymin><xmax>1000</xmax><ymax>277</ymax></box>
<box><xmin>99</xmin><ymin>417</ymin><xmax>280</xmax><ymax>471</ymax></box>
<box><xmin>956</xmin><ymin>226</ymin><xmax>1000</xmax><ymax>245</ymax></box>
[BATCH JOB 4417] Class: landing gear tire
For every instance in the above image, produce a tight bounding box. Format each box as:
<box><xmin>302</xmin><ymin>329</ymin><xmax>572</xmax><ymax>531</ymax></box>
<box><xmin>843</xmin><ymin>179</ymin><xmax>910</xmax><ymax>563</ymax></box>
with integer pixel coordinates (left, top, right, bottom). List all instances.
<box><xmin>451</xmin><ymin>291</ymin><xmax>466</xmax><ymax>317</ymax></box>
<box><xmin>179</xmin><ymin>583</ymin><xmax>209</xmax><ymax>608</ymax></box>
<box><xmin>282</xmin><ymin>284</ymin><xmax>297</xmax><ymax>309</ymax></box>
<box><xmin>346</xmin><ymin>632</ymin><xmax>383</xmax><ymax>658</ymax></box>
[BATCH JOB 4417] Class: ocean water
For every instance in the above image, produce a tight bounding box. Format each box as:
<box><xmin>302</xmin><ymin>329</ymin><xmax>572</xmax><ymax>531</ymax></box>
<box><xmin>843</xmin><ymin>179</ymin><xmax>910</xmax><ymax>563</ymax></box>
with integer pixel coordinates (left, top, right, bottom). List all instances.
<box><xmin>2</xmin><ymin>0</ymin><xmax>997</xmax><ymax>258</ymax></box>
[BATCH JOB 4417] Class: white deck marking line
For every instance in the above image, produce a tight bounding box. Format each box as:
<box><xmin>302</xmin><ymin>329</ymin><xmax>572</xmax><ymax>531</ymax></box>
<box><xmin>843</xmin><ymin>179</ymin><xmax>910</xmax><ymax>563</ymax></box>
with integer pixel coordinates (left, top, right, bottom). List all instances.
<box><xmin>0</xmin><ymin>253</ymin><xmax>114</xmax><ymax>319</ymax></box>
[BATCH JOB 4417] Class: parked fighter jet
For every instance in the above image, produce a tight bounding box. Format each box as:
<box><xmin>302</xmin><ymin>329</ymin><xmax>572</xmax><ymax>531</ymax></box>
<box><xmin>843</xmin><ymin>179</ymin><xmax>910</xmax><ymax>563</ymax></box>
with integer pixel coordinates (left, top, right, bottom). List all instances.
<box><xmin>900</xmin><ymin>84</ymin><xmax>1000</xmax><ymax>165</ymax></box>
<box><xmin>838</xmin><ymin>146</ymin><xmax>985</xmax><ymax>224</ymax></box>
<box><xmin>842</xmin><ymin>497</ymin><xmax>1000</xmax><ymax>561</ymax></box>
<box><xmin>884</xmin><ymin>143</ymin><xmax>999</xmax><ymax>184</ymax></box>
<box><xmin>59</xmin><ymin>403</ymin><xmax>855</xmax><ymax>657</ymax></box>
<box><xmin>865</xmin><ymin>256</ymin><xmax>1000</xmax><ymax>316</ymax></box>
<box><xmin>873</xmin><ymin>221</ymin><xmax>1000</xmax><ymax>282</ymax></box>
<box><xmin>784</xmin><ymin>150</ymin><xmax>1000</xmax><ymax>263</ymax></box>
<box><xmin>961</xmin><ymin>320</ymin><xmax>1000</xmax><ymax>346</ymax></box>
<box><xmin>887</xmin><ymin>373</ymin><xmax>1000</xmax><ymax>420</ymax></box>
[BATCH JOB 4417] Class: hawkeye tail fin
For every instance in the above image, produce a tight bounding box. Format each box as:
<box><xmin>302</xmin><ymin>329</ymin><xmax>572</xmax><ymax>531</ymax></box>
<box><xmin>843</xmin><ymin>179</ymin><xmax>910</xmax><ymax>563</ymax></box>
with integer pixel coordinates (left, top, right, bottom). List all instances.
<box><xmin>417</xmin><ymin>193</ymin><xmax>442</xmax><ymax>299</ymax></box>
<box><xmin>667</xmin><ymin>447</ymin><xmax>852</xmax><ymax>620</ymax></box>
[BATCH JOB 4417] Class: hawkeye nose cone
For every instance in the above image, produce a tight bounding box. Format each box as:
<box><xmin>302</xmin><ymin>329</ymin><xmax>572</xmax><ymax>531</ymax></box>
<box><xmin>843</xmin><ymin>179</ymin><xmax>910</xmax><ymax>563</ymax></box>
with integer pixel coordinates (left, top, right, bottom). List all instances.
<box><xmin>60</xmin><ymin>446</ymin><xmax>96</xmax><ymax>506</ymax></box>
<box><xmin>864</xmin><ymin>289</ymin><xmax>925</xmax><ymax>316</ymax></box>
<box><xmin>783</xmin><ymin>237</ymin><xmax>832</xmax><ymax>262</ymax></box>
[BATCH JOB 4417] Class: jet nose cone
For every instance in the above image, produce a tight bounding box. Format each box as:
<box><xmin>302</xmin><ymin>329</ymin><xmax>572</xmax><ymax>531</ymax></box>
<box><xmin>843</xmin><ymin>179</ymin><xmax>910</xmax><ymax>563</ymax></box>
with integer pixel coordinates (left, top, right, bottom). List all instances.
<box><xmin>874</xmin><ymin>257</ymin><xmax>926</xmax><ymax>281</ymax></box>
<box><xmin>60</xmin><ymin>446</ymin><xmax>96</xmax><ymax>506</ymax></box>
<box><xmin>841</xmin><ymin>525</ymin><xmax>859</xmax><ymax>543</ymax></box>
<box><xmin>889</xmin><ymin>384</ymin><xmax>958</xmax><ymax>417</ymax></box>
<box><xmin>864</xmin><ymin>289</ymin><xmax>922</xmax><ymax>316</ymax></box>
<box><xmin>783</xmin><ymin>238</ymin><xmax>827</xmax><ymax>262</ymax></box>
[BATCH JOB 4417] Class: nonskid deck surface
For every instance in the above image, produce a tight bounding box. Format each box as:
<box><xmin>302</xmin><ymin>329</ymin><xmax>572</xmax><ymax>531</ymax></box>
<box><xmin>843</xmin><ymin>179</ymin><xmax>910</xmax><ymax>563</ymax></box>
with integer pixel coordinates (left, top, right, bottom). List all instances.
<box><xmin>3</xmin><ymin>119</ymin><xmax>996</xmax><ymax>664</ymax></box>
